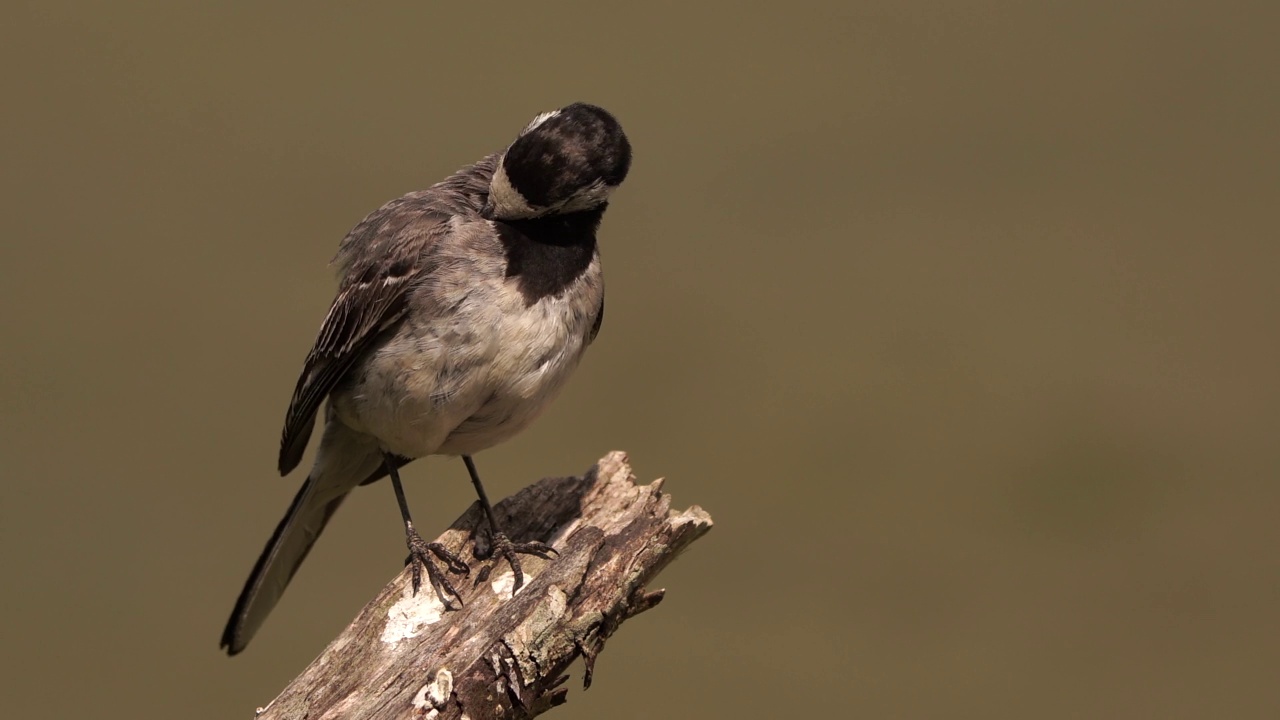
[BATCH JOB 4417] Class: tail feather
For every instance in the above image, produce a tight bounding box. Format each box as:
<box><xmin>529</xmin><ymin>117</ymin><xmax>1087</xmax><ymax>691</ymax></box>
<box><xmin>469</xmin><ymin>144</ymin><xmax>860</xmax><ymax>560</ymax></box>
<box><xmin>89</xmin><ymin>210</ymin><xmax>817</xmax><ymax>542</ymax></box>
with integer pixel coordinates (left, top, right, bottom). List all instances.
<box><xmin>223</xmin><ymin>416</ymin><xmax>390</xmax><ymax>655</ymax></box>
<box><xmin>220</xmin><ymin>476</ymin><xmax>348</xmax><ymax>655</ymax></box>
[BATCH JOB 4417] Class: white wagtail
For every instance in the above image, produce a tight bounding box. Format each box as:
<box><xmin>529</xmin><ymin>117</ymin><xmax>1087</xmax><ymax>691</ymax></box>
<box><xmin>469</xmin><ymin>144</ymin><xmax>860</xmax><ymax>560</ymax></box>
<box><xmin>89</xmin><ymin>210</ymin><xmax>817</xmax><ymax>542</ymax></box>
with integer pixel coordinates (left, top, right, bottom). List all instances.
<box><xmin>221</xmin><ymin>103</ymin><xmax>631</xmax><ymax>655</ymax></box>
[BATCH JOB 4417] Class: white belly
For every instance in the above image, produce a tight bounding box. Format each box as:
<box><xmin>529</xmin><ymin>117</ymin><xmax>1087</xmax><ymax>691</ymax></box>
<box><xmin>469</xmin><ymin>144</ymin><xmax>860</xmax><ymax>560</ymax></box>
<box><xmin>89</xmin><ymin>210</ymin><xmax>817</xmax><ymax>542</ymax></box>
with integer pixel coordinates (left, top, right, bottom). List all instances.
<box><xmin>437</xmin><ymin>296</ymin><xmax>592</xmax><ymax>455</ymax></box>
<box><xmin>330</xmin><ymin>286</ymin><xmax>596</xmax><ymax>459</ymax></box>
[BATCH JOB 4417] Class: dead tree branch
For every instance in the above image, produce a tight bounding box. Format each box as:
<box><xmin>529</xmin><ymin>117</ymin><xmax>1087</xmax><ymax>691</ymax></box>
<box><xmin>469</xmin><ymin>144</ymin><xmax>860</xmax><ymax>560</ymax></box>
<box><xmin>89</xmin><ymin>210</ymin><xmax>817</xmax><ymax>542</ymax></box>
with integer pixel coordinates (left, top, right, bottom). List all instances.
<box><xmin>253</xmin><ymin>451</ymin><xmax>713</xmax><ymax>720</ymax></box>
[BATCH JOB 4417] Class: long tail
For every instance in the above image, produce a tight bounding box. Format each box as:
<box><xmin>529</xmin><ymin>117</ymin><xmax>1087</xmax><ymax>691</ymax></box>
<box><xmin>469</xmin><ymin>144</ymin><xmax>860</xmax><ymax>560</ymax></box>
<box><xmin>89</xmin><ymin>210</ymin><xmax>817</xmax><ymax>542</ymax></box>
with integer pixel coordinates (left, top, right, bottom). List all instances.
<box><xmin>220</xmin><ymin>475</ymin><xmax>350</xmax><ymax>655</ymax></box>
<box><xmin>221</xmin><ymin>419</ymin><xmax>384</xmax><ymax>655</ymax></box>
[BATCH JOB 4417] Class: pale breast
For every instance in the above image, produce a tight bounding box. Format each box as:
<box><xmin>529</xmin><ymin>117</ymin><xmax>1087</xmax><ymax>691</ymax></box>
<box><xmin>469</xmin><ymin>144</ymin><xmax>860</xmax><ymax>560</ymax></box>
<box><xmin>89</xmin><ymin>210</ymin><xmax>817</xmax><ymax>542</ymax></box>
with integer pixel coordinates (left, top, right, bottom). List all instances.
<box><xmin>437</xmin><ymin>282</ymin><xmax>600</xmax><ymax>455</ymax></box>
<box><xmin>330</xmin><ymin>257</ymin><xmax>603</xmax><ymax>459</ymax></box>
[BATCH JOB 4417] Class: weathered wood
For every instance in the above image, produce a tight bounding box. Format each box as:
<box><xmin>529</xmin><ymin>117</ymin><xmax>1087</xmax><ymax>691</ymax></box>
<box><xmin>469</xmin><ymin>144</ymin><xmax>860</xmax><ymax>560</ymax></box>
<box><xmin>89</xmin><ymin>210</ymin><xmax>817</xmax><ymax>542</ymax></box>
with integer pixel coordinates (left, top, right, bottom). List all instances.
<box><xmin>254</xmin><ymin>451</ymin><xmax>712</xmax><ymax>720</ymax></box>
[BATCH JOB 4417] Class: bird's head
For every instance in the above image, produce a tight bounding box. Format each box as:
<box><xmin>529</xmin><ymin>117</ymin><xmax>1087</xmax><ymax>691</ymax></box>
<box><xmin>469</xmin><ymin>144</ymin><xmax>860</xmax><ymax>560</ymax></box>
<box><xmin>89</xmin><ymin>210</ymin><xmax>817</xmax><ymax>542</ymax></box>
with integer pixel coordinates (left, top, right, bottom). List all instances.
<box><xmin>484</xmin><ymin>102</ymin><xmax>631</xmax><ymax>221</ymax></box>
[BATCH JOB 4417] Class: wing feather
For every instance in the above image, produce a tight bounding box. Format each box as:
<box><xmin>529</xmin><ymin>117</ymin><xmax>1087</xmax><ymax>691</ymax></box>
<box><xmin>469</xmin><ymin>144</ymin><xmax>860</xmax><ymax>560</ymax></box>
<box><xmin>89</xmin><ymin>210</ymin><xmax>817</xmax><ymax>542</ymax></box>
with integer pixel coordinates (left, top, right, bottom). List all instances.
<box><xmin>277</xmin><ymin>199</ymin><xmax>448</xmax><ymax>475</ymax></box>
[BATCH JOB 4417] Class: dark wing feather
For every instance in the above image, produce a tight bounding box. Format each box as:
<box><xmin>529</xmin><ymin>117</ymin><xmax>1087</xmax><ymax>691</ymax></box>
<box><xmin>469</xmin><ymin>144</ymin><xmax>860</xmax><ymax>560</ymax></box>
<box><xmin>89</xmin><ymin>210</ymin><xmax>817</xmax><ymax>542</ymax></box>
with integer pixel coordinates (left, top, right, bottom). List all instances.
<box><xmin>588</xmin><ymin>295</ymin><xmax>605</xmax><ymax>344</ymax></box>
<box><xmin>277</xmin><ymin>197</ymin><xmax>452</xmax><ymax>475</ymax></box>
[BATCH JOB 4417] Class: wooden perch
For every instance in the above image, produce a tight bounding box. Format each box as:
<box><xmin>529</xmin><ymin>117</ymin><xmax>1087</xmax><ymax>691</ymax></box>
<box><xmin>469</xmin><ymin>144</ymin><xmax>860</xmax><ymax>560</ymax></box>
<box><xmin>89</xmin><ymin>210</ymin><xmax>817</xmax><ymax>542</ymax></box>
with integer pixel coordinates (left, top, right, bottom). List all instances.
<box><xmin>254</xmin><ymin>451</ymin><xmax>713</xmax><ymax>720</ymax></box>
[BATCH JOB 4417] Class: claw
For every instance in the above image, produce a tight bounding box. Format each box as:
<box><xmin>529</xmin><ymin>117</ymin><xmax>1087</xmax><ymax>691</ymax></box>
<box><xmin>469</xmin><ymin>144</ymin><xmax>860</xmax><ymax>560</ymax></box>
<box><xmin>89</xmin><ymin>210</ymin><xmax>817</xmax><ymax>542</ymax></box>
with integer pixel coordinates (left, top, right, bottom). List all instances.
<box><xmin>428</xmin><ymin>541</ymin><xmax>472</xmax><ymax>576</ymax></box>
<box><xmin>405</xmin><ymin>526</ymin><xmax>468</xmax><ymax>610</ymax></box>
<box><xmin>487</xmin><ymin>534</ymin><xmax>557</xmax><ymax>596</ymax></box>
<box><xmin>509</xmin><ymin>541</ymin><xmax>558</xmax><ymax>560</ymax></box>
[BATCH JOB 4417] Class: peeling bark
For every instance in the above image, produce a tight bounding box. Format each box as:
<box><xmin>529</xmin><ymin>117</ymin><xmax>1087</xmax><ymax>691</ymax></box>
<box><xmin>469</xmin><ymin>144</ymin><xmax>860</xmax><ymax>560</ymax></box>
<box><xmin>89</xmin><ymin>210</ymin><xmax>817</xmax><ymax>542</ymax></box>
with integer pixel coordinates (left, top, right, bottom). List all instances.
<box><xmin>253</xmin><ymin>452</ymin><xmax>712</xmax><ymax>720</ymax></box>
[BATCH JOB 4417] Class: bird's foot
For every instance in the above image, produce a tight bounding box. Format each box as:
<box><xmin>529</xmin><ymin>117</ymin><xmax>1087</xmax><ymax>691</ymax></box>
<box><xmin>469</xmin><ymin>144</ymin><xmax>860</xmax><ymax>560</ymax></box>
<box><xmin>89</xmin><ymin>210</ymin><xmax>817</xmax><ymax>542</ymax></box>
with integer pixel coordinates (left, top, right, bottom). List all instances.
<box><xmin>405</xmin><ymin>523</ymin><xmax>470</xmax><ymax>610</ymax></box>
<box><xmin>475</xmin><ymin>530</ymin><xmax>558</xmax><ymax>594</ymax></box>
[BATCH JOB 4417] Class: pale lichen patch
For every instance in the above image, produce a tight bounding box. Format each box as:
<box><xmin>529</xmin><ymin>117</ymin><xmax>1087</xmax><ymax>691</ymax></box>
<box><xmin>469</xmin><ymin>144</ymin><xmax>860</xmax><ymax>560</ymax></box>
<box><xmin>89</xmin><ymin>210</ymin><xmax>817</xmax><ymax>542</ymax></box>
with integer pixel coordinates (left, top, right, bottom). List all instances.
<box><xmin>546</xmin><ymin>584</ymin><xmax>567</xmax><ymax>619</ymax></box>
<box><xmin>381</xmin><ymin>585</ymin><xmax>446</xmax><ymax>643</ymax></box>
<box><xmin>412</xmin><ymin>668</ymin><xmax>453</xmax><ymax>717</ymax></box>
<box><xmin>490</xmin><ymin>569</ymin><xmax>536</xmax><ymax>597</ymax></box>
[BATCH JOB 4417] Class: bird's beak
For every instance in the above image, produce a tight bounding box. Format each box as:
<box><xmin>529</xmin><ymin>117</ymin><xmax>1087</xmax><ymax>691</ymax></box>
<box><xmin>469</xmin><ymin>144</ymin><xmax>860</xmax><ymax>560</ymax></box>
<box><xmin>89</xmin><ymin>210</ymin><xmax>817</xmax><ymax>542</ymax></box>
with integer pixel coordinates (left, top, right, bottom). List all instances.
<box><xmin>480</xmin><ymin>198</ymin><xmax>495</xmax><ymax>220</ymax></box>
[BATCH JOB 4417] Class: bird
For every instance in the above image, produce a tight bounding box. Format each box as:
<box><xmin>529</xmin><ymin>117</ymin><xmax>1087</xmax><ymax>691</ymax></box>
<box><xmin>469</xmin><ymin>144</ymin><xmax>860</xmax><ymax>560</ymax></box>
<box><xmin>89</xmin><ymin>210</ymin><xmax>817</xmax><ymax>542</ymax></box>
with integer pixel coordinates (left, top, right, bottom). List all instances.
<box><xmin>220</xmin><ymin>102</ymin><xmax>632</xmax><ymax>655</ymax></box>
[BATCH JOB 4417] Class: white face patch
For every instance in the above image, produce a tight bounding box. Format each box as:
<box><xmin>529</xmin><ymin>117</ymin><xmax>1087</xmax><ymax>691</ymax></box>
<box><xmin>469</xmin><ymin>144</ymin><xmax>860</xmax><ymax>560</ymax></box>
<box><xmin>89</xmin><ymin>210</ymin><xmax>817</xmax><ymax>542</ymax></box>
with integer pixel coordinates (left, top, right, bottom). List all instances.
<box><xmin>521</xmin><ymin>109</ymin><xmax>560</xmax><ymax>135</ymax></box>
<box><xmin>488</xmin><ymin>107</ymin><xmax>618</xmax><ymax>220</ymax></box>
<box><xmin>488</xmin><ymin>161</ymin><xmax>617</xmax><ymax>221</ymax></box>
<box><xmin>557</xmin><ymin>179</ymin><xmax>616</xmax><ymax>214</ymax></box>
<box><xmin>488</xmin><ymin>161</ymin><xmax>539</xmax><ymax>220</ymax></box>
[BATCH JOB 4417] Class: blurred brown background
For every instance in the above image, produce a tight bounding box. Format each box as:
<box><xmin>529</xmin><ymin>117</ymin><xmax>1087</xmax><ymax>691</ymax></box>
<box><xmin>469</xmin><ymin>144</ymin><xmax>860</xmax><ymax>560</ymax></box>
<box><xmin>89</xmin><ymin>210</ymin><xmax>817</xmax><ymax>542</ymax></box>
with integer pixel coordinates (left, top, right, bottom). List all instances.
<box><xmin>3</xmin><ymin>2</ymin><xmax>1278</xmax><ymax>718</ymax></box>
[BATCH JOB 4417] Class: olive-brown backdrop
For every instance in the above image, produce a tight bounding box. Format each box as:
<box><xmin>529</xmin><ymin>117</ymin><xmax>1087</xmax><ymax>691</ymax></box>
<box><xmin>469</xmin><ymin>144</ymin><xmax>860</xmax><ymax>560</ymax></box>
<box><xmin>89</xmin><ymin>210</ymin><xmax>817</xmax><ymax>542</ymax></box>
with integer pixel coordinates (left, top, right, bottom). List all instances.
<box><xmin>3</xmin><ymin>3</ymin><xmax>1278</xmax><ymax>718</ymax></box>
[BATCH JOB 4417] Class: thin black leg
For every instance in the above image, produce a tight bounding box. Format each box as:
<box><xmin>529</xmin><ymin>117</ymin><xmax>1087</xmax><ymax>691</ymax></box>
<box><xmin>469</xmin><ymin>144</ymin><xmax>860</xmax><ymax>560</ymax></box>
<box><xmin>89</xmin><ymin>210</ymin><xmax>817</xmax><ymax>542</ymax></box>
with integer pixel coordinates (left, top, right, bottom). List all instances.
<box><xmin>385</xmin><ymin>452</ymin><xmax>469</xmax><ymax>608</ymax></box>
<box><xmin>461</xmin><ymin>455</ymin><xmax>558</xmax><ymax>594</ymax></box>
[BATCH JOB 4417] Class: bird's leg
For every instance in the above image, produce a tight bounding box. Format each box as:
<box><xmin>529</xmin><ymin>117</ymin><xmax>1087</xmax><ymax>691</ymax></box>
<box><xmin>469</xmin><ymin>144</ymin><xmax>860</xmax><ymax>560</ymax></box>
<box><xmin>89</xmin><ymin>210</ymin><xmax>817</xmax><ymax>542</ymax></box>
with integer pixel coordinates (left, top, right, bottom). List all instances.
<box><xmin>385</xmin><ymin>452</ymin><xmax>469</xmax><ymax>609</ymax></box>
<box><xmin>462</xmin><ymin>455</ymin><xmax>558</xmax><ymax>594</ymax></box>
